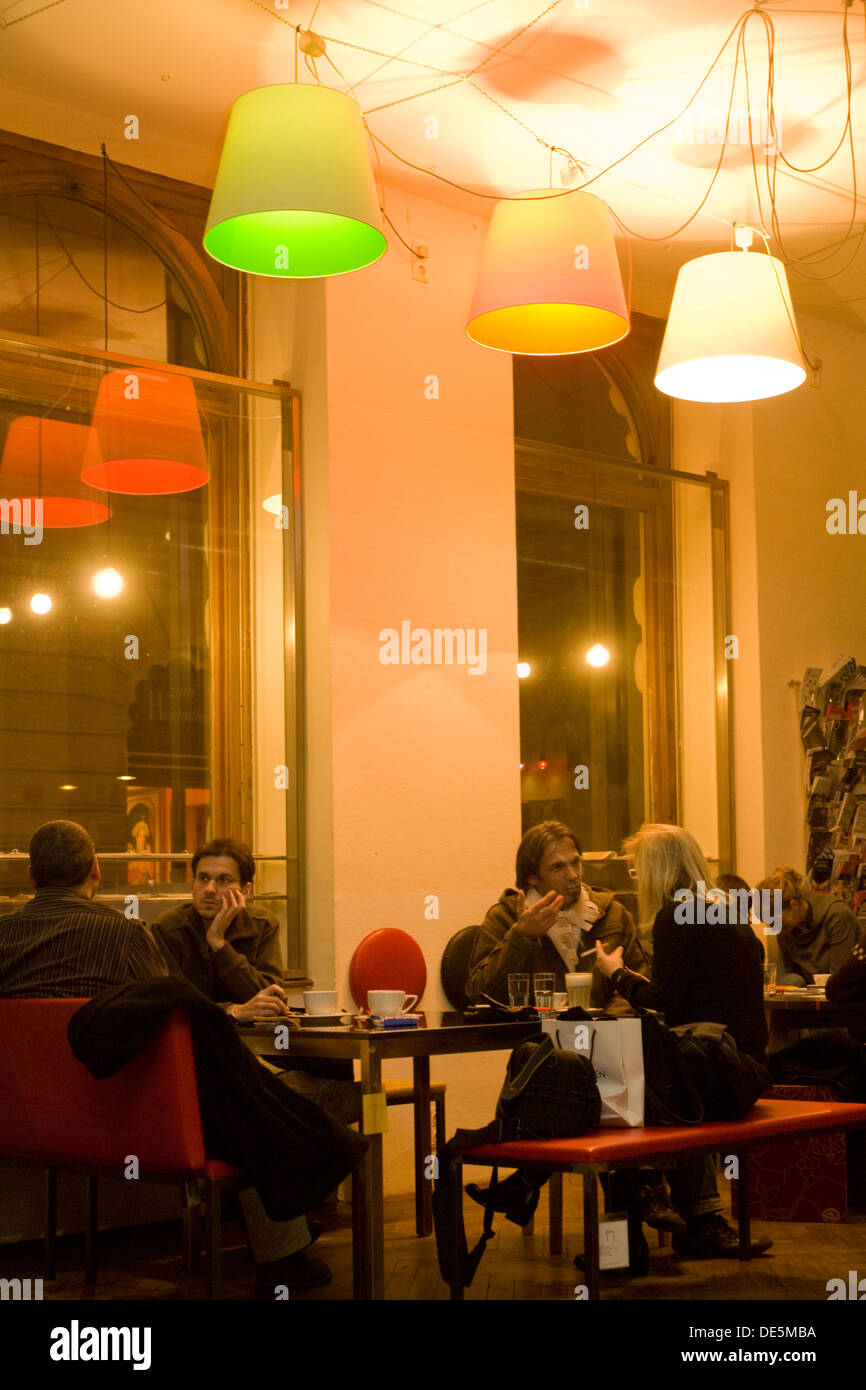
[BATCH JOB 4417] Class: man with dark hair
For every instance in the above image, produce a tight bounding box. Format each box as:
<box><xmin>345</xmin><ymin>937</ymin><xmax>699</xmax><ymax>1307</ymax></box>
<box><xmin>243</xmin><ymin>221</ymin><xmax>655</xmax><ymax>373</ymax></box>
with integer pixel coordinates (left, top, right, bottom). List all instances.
<box><xmin>0</xmin><ymin>820</ymin><xmax>168</xmax><ymax>997</ymax></box>
<box><xmin>467</xmin><ymin>820</ymin><xmax>646</xmax><ymax>1009</ymax></box>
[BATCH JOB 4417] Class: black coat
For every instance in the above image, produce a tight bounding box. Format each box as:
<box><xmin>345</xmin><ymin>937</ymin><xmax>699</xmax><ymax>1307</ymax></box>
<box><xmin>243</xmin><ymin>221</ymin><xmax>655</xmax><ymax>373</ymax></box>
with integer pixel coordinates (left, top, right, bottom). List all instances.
<box><xmin>67</xmin><ymin>978</ymin><xmax>368</xmax><ymax>1221</ymax></box>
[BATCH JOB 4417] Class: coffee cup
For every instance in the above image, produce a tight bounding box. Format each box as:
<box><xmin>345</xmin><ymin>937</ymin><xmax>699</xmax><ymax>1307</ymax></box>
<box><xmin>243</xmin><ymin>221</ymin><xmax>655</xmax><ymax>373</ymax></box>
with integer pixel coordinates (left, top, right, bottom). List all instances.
<box><xmin>367</xmin><ymin>989</ymin><xmax>418</xmax><ymax>1016</ymax></box>
<box><xmin>813</xmin><ymin>974</ymin><xmax>830</xmax><ymax>988</ymax></box>
<box><xmin>303</xmin><ymin>990</ymin><xmax>338</xmax><ymax>1016</ymax></box>
<box><xmin>565</xmin><ymin>972</ymin><xmax>593</xmax><ymax>1009</ymax></box>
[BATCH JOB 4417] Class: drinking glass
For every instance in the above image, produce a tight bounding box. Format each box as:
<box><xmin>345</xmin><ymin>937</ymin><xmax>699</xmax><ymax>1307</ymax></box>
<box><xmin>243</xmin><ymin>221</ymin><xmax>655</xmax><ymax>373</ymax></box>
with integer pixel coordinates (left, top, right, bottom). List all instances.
<box><xmin>533</xmin><ymin>972</ymin><xmax>555</xmax><ymax>1012</ymax></box>
<box><xmin>507</xmin><ymin>973</ymin><xmax>530</xmax><ymax>1007</ymax></box>
<box><xmin>763</xmin><ymin>963</ymin><xmax>777</xmax><ymax>998</ymax></box>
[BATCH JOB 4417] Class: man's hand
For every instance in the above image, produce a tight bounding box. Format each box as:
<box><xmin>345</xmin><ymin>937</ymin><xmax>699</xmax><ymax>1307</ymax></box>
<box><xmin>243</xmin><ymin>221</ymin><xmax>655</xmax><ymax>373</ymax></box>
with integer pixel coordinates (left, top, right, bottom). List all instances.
<box><xmin>516</xmin><ymin>889</ymin><xmax>564</xmax><ymax>939</ymax></box>
<box><xmin>231</xmin><ymin>984</ymin><xmax>291</xmax><ymax>1022</ymax></box>
<box><xmin>595</xmin><ymin>940</ymin><xmax>624</xmax><ymax>978</ymax></box>
<box><xmin>205</xmin><ymin>886</ymin><xmax>247</xmax><ymax>951</ymax></box>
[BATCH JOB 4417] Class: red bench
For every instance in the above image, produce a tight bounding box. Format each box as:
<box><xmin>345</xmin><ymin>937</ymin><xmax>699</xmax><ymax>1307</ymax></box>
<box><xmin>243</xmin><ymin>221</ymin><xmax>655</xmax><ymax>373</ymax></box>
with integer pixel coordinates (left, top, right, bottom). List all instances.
<box><xmin>0</xmin><ymin>999</ymin><xmax>243</xmax><ymax>1298</ymax></box>
<box><xmin>447</xmin><ymin>1098</ymin><xmax>866</xmax><ymax>1298</ymax></box>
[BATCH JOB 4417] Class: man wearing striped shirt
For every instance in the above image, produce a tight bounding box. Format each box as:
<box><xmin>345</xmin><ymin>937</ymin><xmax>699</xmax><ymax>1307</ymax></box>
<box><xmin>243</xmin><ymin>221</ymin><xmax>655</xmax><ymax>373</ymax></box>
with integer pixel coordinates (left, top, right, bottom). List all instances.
<box><xmin>0</xmin><ymin>820</ymin><xmax>168</xmax><ymax>997</ymax></box>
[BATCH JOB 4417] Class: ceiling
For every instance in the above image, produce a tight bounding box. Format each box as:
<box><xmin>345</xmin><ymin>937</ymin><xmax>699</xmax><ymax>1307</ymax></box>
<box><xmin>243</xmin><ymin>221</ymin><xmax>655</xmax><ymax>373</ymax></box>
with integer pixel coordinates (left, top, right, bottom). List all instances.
<box><xmin>1</xmin><ymin>0</ymin><xmax>865</xmax><ymax>327</ymax></box>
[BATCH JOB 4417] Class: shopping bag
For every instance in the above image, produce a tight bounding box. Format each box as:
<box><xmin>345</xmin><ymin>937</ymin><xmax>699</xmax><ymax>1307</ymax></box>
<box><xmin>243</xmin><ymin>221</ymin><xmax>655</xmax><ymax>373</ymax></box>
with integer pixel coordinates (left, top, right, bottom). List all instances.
<box><xmin>543</xmin><ymin>1016</ymin><xmax>644</xmax><ymax>1126</ymax></box>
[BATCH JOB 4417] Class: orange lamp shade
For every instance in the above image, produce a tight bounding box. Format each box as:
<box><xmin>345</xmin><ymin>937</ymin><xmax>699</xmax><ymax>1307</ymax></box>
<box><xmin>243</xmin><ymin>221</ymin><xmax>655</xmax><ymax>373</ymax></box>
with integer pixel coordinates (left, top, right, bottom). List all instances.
<box><xmin>0</xmin><ymin>418</ymin><xmax>111</xmax><ymax>528</ymax></box>
<box><xmin>81</xmin><ymin>370</ymin><xmax>209</xmax><ymax>495</ymax></box>
<box><xmin>466</xmin><ymin>190</ymin><xmax>630</xmax><ymax>355</ymax></box>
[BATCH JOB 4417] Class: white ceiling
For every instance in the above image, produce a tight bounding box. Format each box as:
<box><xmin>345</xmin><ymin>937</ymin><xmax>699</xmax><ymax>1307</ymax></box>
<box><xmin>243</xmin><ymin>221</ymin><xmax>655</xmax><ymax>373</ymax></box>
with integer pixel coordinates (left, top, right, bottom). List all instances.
<box><xmin>1</xmin><ymin>0</ymin><xmax>865</xmax><ymax>326</ymax></box>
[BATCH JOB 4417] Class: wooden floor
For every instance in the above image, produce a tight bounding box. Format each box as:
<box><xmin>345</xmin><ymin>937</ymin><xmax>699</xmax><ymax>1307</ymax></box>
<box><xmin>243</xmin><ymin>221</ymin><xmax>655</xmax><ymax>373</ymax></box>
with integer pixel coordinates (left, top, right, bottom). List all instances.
<box><xmin>5</xmin><ymin>1177</ymin><xmax>866</xmax><ymax>1302</ymax></box>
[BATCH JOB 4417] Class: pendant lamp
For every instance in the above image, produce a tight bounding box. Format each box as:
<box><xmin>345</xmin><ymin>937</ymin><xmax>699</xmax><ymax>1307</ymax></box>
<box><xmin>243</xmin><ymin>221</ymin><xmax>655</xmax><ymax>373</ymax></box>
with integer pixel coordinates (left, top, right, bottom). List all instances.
<box><xmin>655</xmin><ymin>248</ymin><xmax>806</xmax><ymax>402</ymax></box>
<box><xmin>81</xmin><ymin>370</ymin><xmax>208</xmax><ymax>495</ymax></box>
<box><xmin>0</xmin><ymin>418</ymin><xmax>111</xmax><ymax>527</ymax></box>
<box><xmin>466</xmin><ymin>189</ymin><xmax>629</xmax><ymax>355</ymax></box>
<box><xmin>203</xmin><ymin>84</ymin><xmax>387</xmax><ymax>278</ymax></box>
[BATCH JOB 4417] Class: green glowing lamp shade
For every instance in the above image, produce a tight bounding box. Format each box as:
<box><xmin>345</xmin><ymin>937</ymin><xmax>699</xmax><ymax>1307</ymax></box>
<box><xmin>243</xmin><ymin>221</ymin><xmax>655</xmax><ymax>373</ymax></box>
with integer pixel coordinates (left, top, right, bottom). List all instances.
<box><xmin>204</xmin><ymin>84</ymin><xmax>387</xmax><ymax>278</ymax></box>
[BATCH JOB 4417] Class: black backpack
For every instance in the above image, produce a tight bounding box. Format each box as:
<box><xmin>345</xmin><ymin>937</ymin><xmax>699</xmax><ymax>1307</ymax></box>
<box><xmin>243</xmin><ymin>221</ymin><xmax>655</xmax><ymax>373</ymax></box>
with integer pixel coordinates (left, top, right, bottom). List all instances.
<box><xmin>432</xmin><ymin>1035</ymin><xmax>600</xmax><ymax>1287</ymax></box>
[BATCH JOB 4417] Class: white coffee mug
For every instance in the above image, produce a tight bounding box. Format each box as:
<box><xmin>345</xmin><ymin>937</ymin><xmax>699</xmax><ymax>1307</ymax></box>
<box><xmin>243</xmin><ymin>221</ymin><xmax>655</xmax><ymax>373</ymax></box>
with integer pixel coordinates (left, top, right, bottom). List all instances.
<box><xmin>565</xmin><ymin>972</ymin><xmax>593</xmax><ymax>1009</ymax></box>
<box><xmin>304</xmin><ymin>990</ymin><xmax>338</xmax><ymax>1016</ymax></box>
<box><xmin>367</xmin><ymin>989</ymin><xmax>418</xmax><ymax>1015</ymax></box>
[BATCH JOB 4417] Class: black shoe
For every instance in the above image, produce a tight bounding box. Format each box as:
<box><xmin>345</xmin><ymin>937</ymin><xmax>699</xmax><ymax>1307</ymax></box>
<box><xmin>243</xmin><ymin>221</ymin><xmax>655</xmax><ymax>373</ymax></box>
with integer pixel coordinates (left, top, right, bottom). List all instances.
<box><xmin>672</xmin><ymin>1214</ymin><xmax>772</xmax><ymax>1260</ymax></box>
<box><xmin>574</xmin><ymin>1233</ymin><xmax>650</xmax><ymax>1278</ymax></box>
<box><xmin>254</xmin><ymin>1251</ymin><xmax>332</xmax><ymax>1296</ymax></box>
<box><xmin>639</xmin><ymin>1181</ymin><xmax>687</xmax><ymax>1234</ymax></box>
<box><xmin>465</xmin><ymin>1173</ymin><xmax>541</xmax><ymax>1227</ymax></box>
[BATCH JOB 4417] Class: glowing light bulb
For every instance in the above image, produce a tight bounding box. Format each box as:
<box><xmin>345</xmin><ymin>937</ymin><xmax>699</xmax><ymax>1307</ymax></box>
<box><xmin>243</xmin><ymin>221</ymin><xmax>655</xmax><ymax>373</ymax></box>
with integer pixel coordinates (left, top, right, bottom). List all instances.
<box><xmin>586</xmin><ymin>643</ymin><xmax>610</xmax><ymax>667</ymax></box>
<box><xmin>93</xmin><ymin>567</ymin><xmax>124</xmax><ymax>599</ymax></box>
<box><xmin>517</xmin><ymin>661</ymin><xmax>531</xmax><ymax>678</ymax></box>
<box><xmin>117</xmin><ymin>775</ymin><xmax>135</xmax><ymax>782</ymax></box>
<box><xmin>31</xmin><ymin>593</ymin><xmax>52</xmax><ymax>615</ymax></box>
<box><xmin>59</xmin><ymin>784</ymin><xmax>78</xmax><ymax>791</ymax></box>
<box><xmin>537</xmin><ymin>759</ymin><xmax>548</xmax><ymax>771</ymax></box>
<box><xmin>0</xmin><ymin>608</ymin><xmax>11</xmax><ymax>624</ymax></box>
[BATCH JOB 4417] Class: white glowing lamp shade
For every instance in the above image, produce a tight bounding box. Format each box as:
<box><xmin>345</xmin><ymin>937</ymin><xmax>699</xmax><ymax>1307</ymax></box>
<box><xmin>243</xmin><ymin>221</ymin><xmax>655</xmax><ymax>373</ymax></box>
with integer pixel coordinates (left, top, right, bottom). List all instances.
<box><xmin>466</xmin><ymin>190</ymin><xmax>629</xmax><ymax>355</ymax></box>
<box><xmin>655</xmin><ymin>252</ymin><xmax>806</xmax><ymax>402</ymax></box>
<box><xmin>204</xmin><ymin>84</ymin><xmax>387</xmax><ymax>278</ymax></box>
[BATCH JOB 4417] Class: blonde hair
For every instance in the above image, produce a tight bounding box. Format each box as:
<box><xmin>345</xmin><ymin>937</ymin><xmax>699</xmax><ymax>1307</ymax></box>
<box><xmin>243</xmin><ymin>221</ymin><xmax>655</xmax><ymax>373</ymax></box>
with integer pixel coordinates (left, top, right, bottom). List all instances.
<box><xmin>623</xmin><ymin>823</ymin><xmax>713</xmax><ymax>929</ymax></box>
<box><xmin>755</xmin><ymin>866</ymin><xmax>804</xmax><ymax>902</ymax></box>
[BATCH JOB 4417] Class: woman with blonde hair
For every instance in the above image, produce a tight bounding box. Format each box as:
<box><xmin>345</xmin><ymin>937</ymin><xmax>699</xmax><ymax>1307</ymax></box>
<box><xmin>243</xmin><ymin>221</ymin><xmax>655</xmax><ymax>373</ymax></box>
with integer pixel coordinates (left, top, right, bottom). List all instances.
<box><xmin>595</xmin><ymin>822</ymin><xmax>771</xmax><ymax>1261</ymax></box>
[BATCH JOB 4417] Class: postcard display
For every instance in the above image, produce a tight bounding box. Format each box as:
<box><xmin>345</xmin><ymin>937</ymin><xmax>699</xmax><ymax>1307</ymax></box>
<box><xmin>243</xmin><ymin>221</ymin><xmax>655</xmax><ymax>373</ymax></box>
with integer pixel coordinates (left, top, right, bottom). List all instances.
<box><xmin>800</xmin><ymin>655</ymin><xmax>866</xmax><ymax>920</ymax></box>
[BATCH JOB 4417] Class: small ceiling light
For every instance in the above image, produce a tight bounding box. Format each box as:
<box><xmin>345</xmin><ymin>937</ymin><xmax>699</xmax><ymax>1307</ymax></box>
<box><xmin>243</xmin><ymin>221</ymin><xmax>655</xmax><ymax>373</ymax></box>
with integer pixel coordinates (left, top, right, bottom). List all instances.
<box><xmin>204</xmin><ymin>84</ymin><xmax>387</xmax><ymax>278</ymax></box>
<box><xmin>30</xmin><ymin>593</ymin><xmax>52</xmax><ymax>615</ymax></box>
<box><xmin>517</xmin><ymin>661</ymin><xmax>531</xmax><ymax>678</ymax></box>
<box><xmin>655</xmin><ymin>233</ymin><xmax>806</xmax><ymax>402</ymax></box>
<box><xmin>92</xmin><ymin>566</ymin><xmax>124</xmax><ymax>599</ymax></box>
<box><xmin>117</xmin><ymin>774</ymin><xmax>135</xmax><ymax>782</ymax></box>
<box><xmin>466</xmin><ymin>189</ymin><xmax>629</xmax><ymax>355</ymax></box>
<box><xmin>59</xmin><ymin>784</ymin><xmax>78</xmax><ymax>791</ymax></box>
<box><xmin>262</xmin><ymin>493</ymin><xmax>283</xmax><ymax>516</ymax></box>
<box><xmin>586</xmin><ymin>643</ymin><xmax>610</xmax><ymax>667</ymax></box>
<box><xmin>0</xmin><ymin>608</ymin><xmax>11</xmax><ymax>624</ymax></box>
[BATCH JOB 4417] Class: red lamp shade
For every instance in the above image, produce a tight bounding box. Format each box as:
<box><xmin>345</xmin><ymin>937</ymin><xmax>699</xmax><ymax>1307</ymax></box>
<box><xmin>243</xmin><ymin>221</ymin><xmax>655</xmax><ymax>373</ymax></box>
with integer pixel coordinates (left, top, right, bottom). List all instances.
<box><xmin>81</xmin><ymin>370</ymin><xmax>209</xmax><ymax>495</ymax></box>
<box><xmin>0</xmin><ymin>418</ymin><xmax>111</xmax><ymax>528</ymax></box>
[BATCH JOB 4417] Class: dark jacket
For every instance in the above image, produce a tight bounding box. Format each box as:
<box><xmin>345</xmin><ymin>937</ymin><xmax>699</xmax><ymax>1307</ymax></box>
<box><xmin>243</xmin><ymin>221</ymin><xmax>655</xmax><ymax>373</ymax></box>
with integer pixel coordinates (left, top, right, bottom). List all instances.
<box><xmin>152</xmin><ymin>902</ymin><xmax>283</xmax><ymax>1008</ymax></box>
<box><xmin>614</xmin><ymin>903</ymin><xmax>768</xmax><ymax>1061</ymax></box>
<box><xmin>66</xmin><ymin>978</ymin><xmax>368</xmax><ymax>1221</ymax></box>
<box><xmin>825</xmin><ymin>932</ymin><xmax>866</xmax><ymax>1003</ymax></box>
<box><xmin>466</xmin><ymin>886</ymin><xmax>646</xmax><ymax>1013</ymax></box>
<box><xmin>779</xmin><ymin>893</ymin><xmax>860</xmax><ymax>983</ymax></box>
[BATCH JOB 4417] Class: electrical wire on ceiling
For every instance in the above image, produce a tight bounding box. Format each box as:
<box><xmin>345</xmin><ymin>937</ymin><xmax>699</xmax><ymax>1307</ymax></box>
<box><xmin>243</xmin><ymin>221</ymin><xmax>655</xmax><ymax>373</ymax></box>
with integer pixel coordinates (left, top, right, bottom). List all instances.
<box><xmin>246</xmin><ymin>0</ymin><xmax>866</xmax><ymax>283</ymax></box>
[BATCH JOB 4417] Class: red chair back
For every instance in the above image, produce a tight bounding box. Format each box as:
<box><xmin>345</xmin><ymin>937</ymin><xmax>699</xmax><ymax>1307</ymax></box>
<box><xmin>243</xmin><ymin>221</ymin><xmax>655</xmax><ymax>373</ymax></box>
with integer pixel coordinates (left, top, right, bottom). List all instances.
<box><xmin>349</xmin><ymin>929</ymin><xmax>427</xmax><ymax>1009</ymax></box>
<box><xmin>0</xmin><ymin>999</ymin><xmax>207</xmax><ymax>1173</ymax></box>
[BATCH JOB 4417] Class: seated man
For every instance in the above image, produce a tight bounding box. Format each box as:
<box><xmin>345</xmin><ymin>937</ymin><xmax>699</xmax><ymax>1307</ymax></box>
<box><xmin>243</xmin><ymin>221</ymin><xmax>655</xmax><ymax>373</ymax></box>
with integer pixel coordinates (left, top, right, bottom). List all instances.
<box><xmin>0</xmin><ymin>821</ymin><xmax>336</xmax><ymax>1295</ymax></box>
<box><xmin>756</xmin><ymin>866</ymin><xmax>859</xmax><ymax>985</ymax></box>
<box><xmin>466</xmin><ymin>820</ymin><xmax>646</xmax><ymax>1010</ymax></box>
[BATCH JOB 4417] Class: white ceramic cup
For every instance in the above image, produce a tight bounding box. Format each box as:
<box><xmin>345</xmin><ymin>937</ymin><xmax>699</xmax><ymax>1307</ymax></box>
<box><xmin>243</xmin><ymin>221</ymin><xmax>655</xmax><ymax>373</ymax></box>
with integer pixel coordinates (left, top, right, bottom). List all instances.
<box><xmin>565</xmin><ymin>972</ymin><xmax>593</xmax><ymax>1009</ymax></box>
<box><xmin>367</xmin><ymin>989</ymin><xmax>418</xmax><ymax>1015</ymax></box>
<box><xmin>813</xmin><ymin>974</ymin><xmax>831</xmax><ymax>988</ymax></box>
<box><xmin>303</xmin><ymin>990</ymin><xmax>338</xmax><ymax>1016</ymax></box>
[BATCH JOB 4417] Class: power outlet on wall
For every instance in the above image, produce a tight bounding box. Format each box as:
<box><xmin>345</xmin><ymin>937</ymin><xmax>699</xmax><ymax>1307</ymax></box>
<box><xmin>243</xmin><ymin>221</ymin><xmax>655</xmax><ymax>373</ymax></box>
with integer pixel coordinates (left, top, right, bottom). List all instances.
<box><xmin>411</xmin><ymin>241</ymin><xmax>431</xmax><ymax>283</ymax></box>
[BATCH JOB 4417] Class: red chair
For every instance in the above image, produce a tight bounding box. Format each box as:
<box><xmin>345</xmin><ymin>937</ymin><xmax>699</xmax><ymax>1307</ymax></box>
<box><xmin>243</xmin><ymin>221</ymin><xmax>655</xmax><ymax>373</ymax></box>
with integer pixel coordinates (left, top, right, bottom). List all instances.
<box><xmin>0</xmin><ymin>999</ymin><xmax>243</xmax><ymax>1297</ymax></box>
<box><xmin>349</xmin><ymin>929</ymin><xmax>445</xmax><ymax>1236</ymax></box>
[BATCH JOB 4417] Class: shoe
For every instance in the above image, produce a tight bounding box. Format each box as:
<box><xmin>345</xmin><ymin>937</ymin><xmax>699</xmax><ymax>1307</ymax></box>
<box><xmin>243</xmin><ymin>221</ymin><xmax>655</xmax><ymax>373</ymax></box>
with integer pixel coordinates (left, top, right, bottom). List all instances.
<box><xmin>305</xmin><ymin>1219</ymin><xmax>325</xmax><ymax>1248</ymax></box>
<box><xmin>254</xmin><ymin>1251</ymin><xmax>332</xmax><ymax>1296</ymax></box>
<box><xmin>465</xmin><ymin>1173</ymin><xmax>541</xmax><ymax>1227</ymax></box>
<box><xmin>672</xmin><ymin>1214</ymin><xmax>772</xmax><ymax>1260</ymax></box>
<box><xmin>639</xmin><ymin>1181</ymin><xmax>687</xmax><ymax>1234</ymax></box>
<box><xmin>574</xmin><ymin>1233</ymin><xmax>650</xmax><ymax>1278</ymax></box>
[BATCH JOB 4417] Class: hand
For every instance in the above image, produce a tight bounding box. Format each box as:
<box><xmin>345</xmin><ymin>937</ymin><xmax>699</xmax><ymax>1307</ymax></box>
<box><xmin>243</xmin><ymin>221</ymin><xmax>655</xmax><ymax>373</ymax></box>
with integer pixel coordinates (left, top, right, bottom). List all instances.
<box><xmin>595</xmin><ymin>940</ymin><xmax>624</xmax><ymax>978</ymax></box>
<box><xmin>231</xmin><ymin>984</ymin><xmax>290</xmax><ymax>1022</ymax></box>
<box><xmin>205</xmin><ymin>886</ymin><xmax>247</xmax><ymax>950</ymax></box>
<box><xmin>516</xmin><ymin>889</ymin><xmax>564</xmax><ymax>939</ymax></box>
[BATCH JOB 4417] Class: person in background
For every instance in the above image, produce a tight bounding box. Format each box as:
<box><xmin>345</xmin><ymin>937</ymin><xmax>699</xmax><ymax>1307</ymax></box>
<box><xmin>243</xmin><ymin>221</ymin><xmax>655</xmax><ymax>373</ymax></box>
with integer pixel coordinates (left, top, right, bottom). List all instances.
<box><xmin>596</xmin><ymin>823</ymin><xmax>772</xmax><ymax>1261</ymax></box>
<box><xmin>755</xmin><ymin>866</ymin><xmax>859</xmax><ymax>986</ymax></box>
<box><xmin>467</xmin><ymin>820</ymin><xmax>646</xmax><ymax>1012</ymax></box>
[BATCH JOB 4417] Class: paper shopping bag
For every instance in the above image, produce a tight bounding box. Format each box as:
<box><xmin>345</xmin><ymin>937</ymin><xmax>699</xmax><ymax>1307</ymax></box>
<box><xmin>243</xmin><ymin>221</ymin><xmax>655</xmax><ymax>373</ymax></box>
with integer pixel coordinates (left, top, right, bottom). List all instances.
<box><xmin>543</xmin><ymin>1017</ymin><xmax>644</xmax><ymax>1126</ymax></box>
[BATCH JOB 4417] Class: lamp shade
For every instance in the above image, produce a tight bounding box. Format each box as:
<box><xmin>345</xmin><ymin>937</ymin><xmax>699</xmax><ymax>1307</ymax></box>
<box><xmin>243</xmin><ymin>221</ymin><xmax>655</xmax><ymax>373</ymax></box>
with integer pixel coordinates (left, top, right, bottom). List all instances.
<box><xmin>466</xmin><ymin>189</ymin><xmax>629</xmax><ymax>355</ymax></box>
<box><xmin>0</xmin><ymin>418</ymin><xmax>111</xmax><ymax>527</ymax></box>
<box><xmin>203</xmin><ymin>84</ymin><xmax>387</xmax><ymax>278</ymax></box>
<box><xmin>81</xmin><ymin>370</ymin><xmax>209</xmax><ymax>495</ymax></box>
<box><xmin>655</xmin><ymin>251</ymin><xmax>807</xmax><ymax>402</ymax></box>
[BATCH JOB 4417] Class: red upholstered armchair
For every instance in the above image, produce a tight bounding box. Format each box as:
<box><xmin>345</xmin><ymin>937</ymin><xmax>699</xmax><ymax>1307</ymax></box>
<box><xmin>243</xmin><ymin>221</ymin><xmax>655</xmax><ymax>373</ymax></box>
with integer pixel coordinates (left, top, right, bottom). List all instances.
<box><xmin>0</xmin><ymin>999</ymin><xmax>243</xmax><ymax>1297</ymax></box>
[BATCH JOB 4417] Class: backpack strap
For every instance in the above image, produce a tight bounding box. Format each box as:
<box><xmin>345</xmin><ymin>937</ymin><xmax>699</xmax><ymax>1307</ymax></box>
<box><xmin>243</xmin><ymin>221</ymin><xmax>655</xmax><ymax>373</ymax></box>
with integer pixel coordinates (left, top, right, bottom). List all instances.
<box><xmin>497</xmin><ymin>1035</ymin><xmax>555</xmax><ymax>1105</ymax></box>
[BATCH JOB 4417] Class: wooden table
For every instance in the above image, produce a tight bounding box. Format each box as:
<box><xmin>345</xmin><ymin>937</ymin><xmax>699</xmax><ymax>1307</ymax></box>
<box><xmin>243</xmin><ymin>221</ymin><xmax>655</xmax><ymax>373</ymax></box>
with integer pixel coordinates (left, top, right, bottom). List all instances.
<box><xmin>765</xmin><ymin>992</ymin><xmax>865</xmax><ymax>1046</ymax></box>
<box><xmin>241</xmin><ymin>1011</ymin><xmax>541</xmax><ymax>1300</ymax></box>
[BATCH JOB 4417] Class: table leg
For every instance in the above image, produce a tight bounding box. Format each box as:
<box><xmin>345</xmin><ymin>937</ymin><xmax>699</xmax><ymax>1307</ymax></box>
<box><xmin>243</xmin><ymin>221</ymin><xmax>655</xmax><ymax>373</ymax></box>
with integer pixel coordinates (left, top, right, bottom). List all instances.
<box><xmin>413</xmin><ymin>1056</ymin><xmax>433</xmax><ymax>1236</ymax></box>
<box><xmin>582</xmin><ymin>1171</ymin><xmax>600</xmax><ymax>1301</ymax></box>
<box><xmin>737</xmin><ymin>1151</ymin><xmax>751</xmax><ymax>1261</ymax></box>
<box><xmin>355</xmin><ymin>1047</ymin><xmax>385</xmax><ymax>1300</ymax></box>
